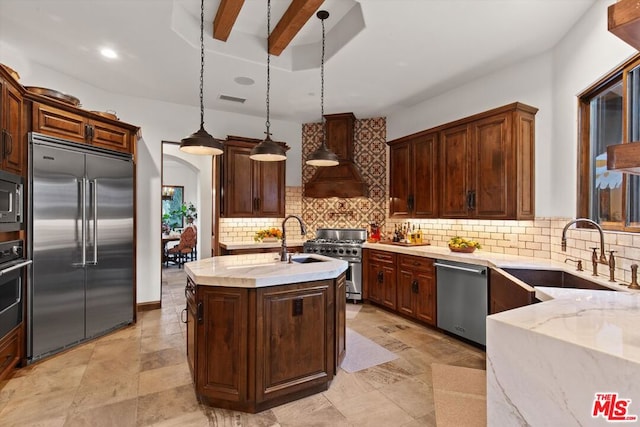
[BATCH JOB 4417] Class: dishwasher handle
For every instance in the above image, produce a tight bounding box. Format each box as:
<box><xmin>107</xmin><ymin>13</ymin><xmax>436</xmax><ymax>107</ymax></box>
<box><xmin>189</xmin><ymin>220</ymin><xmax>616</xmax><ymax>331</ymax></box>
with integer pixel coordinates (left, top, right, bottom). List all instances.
<box><xmin>434</xmin><ymin>262</ymin><xmax>486</xmax><ymax>275</ymax></box>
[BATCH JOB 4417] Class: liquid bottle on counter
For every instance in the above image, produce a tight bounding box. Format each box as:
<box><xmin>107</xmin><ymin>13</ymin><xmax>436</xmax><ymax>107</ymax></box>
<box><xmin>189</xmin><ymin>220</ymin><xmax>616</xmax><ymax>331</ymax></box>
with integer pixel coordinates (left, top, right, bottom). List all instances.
<box><xmin>416</xmin><ymin>225</ymin><xmax>423</xmax><ymax>244</ymax></box>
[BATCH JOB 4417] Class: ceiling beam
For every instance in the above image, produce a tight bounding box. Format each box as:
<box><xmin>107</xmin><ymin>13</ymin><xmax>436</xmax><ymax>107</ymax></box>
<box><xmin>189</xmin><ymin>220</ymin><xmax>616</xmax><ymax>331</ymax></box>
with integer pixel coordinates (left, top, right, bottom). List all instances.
<box><xmin>213</xmin><ymin>0</ymin><xmax>245</xmax><ymax>42</ymax></box>
<box><xmin>269</xmin><ymin>0</ymin><xmax>325</xmax><ymax>56</ymax></box>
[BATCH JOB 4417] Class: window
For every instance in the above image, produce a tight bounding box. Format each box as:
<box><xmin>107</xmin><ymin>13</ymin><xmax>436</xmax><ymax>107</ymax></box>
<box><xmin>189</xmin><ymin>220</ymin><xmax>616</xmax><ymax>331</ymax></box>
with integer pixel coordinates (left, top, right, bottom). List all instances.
<box><xmin>161</xmin><ymin>185</ymin><xmax>184</xmax><ymax>231</ymax></box>
<box><xmin>578</xmin><ymin>55</ymin><xmax>640</xmax><ymax>232</ymax></box>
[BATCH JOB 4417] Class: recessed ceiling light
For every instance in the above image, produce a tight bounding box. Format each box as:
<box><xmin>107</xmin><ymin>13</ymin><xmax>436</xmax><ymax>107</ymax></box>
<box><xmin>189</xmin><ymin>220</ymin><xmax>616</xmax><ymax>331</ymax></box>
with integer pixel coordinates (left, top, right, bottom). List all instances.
<box><xmin>234</xmin><ymin>76</ymin><xmax>255</xmax><ymax>86</ymax></box>
<box><xmin>100</xmin><ymin>48</ymin><xmax>118</xmax><ymax>59</ymax></box>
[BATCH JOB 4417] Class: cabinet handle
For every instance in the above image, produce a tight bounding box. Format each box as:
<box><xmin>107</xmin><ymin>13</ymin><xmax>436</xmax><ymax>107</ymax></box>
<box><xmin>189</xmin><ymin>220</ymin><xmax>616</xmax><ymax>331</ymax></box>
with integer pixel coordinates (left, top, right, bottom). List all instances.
<box><xmin>256</xmin><ymin>197</ymin><xmax>260</xmax><ymax>211</ymax></box>
<box><xmin>377</xmin><ymin>271</ymin><xmax>384</xmax><ymax>284</ymax></box>
<box><xmin>466</xmin><ymin>191</ymin><xmax>473</xmax><ymax>211</ymax></box>
<box><xmin>181</xmin><ymin>308</ymin><xmax>187</xmax><ymax>323</ymax></box>
<box><xmin>407</xmin><ymin>195</ymin><xmax>414</xmax><ymax>212</ymax></box>
<box><xmin>0</xmin><ymin>129</ymin><xmax>5</xmax><ymax>161</ymax></box>
<box><xmin>4</xmin><ymin>130</ymin><xmax>12</xmax><ymax>157</ymax></box>
<box><xmin>411</xmin><ymin>279</ymin><xmax>419</xmax><ymax>293</ymax></box>
<box><xmin>471</xmin><ymin>190</ymin><xmax>476</xmax><ymax>210</ymax></box>
<box><xmin>197</xmin><ymin>302</ymin><xmax>203</xmax><ymax>323</ymax></box>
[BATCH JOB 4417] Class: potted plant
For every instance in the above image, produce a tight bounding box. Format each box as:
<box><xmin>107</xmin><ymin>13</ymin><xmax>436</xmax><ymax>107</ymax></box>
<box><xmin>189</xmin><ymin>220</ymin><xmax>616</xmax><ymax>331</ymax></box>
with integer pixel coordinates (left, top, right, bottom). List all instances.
<box><xmin>172</xmin><ymin>202</ymin><xmax>198</xmax><ymax>226</ymax></box>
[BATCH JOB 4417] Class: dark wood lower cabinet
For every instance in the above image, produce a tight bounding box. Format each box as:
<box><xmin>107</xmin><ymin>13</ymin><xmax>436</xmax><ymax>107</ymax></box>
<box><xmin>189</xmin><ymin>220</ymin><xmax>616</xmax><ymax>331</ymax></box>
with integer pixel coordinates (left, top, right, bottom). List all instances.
<box><xmin>489</xmin><ymin>269</ymin><xmax>536</xmax><ymax>314</ymax></box>
<box><xmin>365</xmin><ymin>250</ymin><xmax>397</xmax><ymax>309</ymax></box>
<box><xmin>187</xmin><ymin>273</ymin><xmax>344</xmax><ymax>413</ymax></box>
<box><xmin>0</xmin><ymin>323</ymin><xmax>22</xmax><ymax>382</ymax></box>
<box><xmin>397</xmin><ymin>255</ymin><xmax>436</xmax><ymax>325</ymax></box>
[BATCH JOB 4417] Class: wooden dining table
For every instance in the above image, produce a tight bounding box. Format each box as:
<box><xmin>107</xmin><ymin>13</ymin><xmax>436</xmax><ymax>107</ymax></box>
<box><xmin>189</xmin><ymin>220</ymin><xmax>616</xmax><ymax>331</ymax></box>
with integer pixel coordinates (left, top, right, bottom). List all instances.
<box><xmin>162</xmin><ymin>235</ymin><xmax>180</xmax><ymax>264</ymax></box>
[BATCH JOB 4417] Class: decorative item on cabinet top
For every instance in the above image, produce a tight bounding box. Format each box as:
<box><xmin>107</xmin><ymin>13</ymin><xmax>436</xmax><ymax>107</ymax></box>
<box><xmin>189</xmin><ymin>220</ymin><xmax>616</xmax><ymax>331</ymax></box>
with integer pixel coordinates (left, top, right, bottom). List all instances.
<box><xmin>25</xmin><ymin>86</ymin><xmax>80</xmax><ymax>106</ymax></box>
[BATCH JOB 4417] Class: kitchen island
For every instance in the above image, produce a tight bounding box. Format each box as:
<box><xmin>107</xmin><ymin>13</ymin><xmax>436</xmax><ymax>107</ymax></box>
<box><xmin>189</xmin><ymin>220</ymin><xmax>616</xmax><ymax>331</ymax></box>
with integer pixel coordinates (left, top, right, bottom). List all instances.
<box><xmin>487</xmin><ymin>286</ymin><xmax>640</xmax><ymax>425</ymax></box>
<box><xmin>183</xmin><ymin>253</ymin><xmax>348</xmax><ymax>413</ymax></box>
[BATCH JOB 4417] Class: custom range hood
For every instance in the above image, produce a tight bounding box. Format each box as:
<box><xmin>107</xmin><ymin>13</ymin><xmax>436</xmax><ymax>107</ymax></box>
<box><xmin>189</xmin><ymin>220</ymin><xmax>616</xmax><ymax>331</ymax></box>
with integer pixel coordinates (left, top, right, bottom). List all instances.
<box><xmin>304</xmin><ymin>113</ymin><xmax>369</xmax><ymax>198</ymax></box>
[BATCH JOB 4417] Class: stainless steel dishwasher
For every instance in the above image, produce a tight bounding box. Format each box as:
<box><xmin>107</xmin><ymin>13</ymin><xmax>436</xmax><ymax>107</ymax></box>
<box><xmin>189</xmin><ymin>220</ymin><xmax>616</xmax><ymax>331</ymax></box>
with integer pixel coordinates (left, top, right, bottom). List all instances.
<box><xmin>435</xmin><ymin>260</ymin><xmax>488</xmax><ymax>346</ymax></box>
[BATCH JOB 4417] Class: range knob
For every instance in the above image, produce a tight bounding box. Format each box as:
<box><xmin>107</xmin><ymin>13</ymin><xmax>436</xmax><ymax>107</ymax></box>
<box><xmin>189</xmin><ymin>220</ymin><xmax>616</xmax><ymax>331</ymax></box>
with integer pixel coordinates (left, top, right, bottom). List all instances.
<box><xmin>338</xmin><ymin>248</ymin><xmax>345</xmax><ymax>255</ymax></box>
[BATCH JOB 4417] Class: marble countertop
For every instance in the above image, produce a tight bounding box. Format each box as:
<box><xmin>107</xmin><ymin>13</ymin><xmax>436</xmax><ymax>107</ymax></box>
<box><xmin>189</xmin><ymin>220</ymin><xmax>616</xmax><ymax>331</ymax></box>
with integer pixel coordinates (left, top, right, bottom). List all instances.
<box><xmin>219</xmin><ymin>239</ymin><xmax>306</xmax><ymax>250</ymax></box>
<box><xmin>184</xmin><ymin>253</ymin><xmax>348</xmax><ymax>288</ymax></box>
<box><xmin>363</xmin><ymin>241</ymin><xmax>633</xmax><ymax>293</ymax></box>
<box><xmin>487</xmin><ymin>285</ymin><xmax>640</xmax><ymax>425</ymax></box>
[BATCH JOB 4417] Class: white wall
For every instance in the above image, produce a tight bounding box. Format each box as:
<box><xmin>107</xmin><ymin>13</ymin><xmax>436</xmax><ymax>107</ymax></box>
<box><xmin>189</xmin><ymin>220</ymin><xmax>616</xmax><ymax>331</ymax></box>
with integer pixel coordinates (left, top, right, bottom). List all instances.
<box><xmin>388</xmin><ymin>0</ymin><xmax>638</xmax><ymax>219</ymax></box>
<box><xmin>0</xmin><ymin>53</ymin><xmax>303</xmax><ymax>304</ymax></box>
<box><xmin>551</xmin><ymin>0</ymin><xmax>636</xmax><ymax>217</ymax></box>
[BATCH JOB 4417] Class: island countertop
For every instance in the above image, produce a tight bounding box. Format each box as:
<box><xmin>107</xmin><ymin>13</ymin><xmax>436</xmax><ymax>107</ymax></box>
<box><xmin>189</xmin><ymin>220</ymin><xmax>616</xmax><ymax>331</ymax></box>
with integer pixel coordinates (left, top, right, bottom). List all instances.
<box><xmin>184</xmin><ymin>253</ymin><xmax>348</xmax><ymax>288</ymax></box>
<box><xmin>487</xmin><ymin>286</ymin><xmax>640</xmax><ymax>425</ymax></box>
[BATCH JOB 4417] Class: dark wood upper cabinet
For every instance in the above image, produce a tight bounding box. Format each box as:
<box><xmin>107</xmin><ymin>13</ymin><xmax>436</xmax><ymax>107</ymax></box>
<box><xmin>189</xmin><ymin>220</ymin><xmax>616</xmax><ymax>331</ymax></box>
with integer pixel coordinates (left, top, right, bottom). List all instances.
<box><xmin>221</xmin><ymin>136</ymin><xmax>286</xmax><ymax>218</ymax></box>
<box><xmin>608</xmin><ymin>0</ymin><xmax>640</xmax><ymax>51</ymax></box>
<box><xmin>0</xmin><ymin>69</ymin><xmax>25</xmax><ymax>175</ymax></box>
<box><xmin>389</xmin><ymin>102</ymin><xmax>536</xmax><ymax>220</ymax></box>
<box><xmin>388</xmin><ymin>132</ymin><xmax>438</xmax><ymax>218</ymax></box>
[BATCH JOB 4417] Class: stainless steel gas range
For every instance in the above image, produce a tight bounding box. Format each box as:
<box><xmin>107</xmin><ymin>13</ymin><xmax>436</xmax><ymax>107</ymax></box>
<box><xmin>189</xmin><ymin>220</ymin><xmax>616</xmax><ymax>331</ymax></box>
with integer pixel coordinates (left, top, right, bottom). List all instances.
<box><xmin>303</xmin><ymin>228</ymin><xmax>366</xmax><ymax>302</ymax></box>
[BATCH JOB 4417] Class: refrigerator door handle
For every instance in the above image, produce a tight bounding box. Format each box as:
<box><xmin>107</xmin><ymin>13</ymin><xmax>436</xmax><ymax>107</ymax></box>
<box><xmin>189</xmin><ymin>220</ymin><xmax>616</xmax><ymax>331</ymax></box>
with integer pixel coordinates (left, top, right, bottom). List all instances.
<box><xmin>72</xmin><ymin>178</ymin><xmax>87</xmax><ymax>268</ymax></box>
<box><xmin>89</xmin><ymin>179</ymin><xmax>98</xmax><ymax>265</ymax></box>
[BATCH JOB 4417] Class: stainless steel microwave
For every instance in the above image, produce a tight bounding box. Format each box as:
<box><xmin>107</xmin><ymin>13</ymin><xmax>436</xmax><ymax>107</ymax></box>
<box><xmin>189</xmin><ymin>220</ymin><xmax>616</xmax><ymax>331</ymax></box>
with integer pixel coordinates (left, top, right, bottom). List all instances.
<box><xmin>0</xmin><ymin>170</ymin><xmax>23</xmax><ymax>231</ymax></box>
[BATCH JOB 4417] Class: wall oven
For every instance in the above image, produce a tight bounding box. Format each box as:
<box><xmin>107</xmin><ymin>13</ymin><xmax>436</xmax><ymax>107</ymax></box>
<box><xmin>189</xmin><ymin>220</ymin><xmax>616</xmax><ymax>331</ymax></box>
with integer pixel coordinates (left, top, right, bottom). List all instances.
<box><xmin>0</xmin><ymin>240</ymin><xmax>31</xmax><ymax>338</ymax></box>
<box><xmin>0</xmin><ymin>170</ymin><xmax>23</xmax><ymax>232</ymax></box>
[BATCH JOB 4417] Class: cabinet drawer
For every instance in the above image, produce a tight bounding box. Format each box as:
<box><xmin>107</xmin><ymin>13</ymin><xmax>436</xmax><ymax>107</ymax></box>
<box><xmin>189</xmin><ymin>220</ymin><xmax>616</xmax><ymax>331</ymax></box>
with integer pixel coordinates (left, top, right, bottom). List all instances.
<box><xmin>91</xmin><ymin>120</ymin><xmax>131</xmax><ymax>153</ymax></box>
<box><xmin>33</xmin><ymin>103</ymin><xmax>87</xmax><ymax>143</ymax></box>
<box><xmin>367</xmin><ymin>250</ymin><xmax>395</xmax><ymax>264</ymax></box>
<box><xmin>0</xmin><ymin>324</ymin><xmax>22</xmax><ymax>381</ymax></box>
<box><xmin>399</xmin><ymin>255</ymin><xmax>434</xmax><ymax>272</ymax></box>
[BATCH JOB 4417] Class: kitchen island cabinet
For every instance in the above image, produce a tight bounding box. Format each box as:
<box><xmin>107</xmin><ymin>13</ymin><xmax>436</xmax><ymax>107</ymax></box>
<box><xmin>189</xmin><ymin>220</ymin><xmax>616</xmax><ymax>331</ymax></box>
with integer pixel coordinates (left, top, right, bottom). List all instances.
<box><xmin>184</xmin><ymin>253</ymin><xmax>347</xmax><ymax>413</ymax></box>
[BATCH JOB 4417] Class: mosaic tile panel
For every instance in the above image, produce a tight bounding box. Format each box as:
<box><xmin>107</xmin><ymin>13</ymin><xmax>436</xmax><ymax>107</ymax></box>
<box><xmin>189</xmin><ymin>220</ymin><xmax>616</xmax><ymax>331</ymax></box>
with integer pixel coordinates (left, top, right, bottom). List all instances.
<box><xmin>302</xmin><ymin>116</ymin><xmax>387</xmax><ymax>236</ymax></box>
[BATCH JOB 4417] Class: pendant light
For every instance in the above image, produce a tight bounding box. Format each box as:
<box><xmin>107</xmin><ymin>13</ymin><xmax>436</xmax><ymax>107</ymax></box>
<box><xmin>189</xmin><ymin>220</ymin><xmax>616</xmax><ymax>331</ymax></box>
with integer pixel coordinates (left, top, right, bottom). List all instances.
<box><xmin>306</xmin><ymin>10</ymin><xmax>339</xmax><ymax>167</ymax></box>
<box><xmin>250</xmin><ymin>0</ymin><xmax>287</xmax><ymax>162</ymax></box>
<box><xmin>180</xmin><ymin>0</ymin><xmax>224</xmax><ymax>156</ymax></box>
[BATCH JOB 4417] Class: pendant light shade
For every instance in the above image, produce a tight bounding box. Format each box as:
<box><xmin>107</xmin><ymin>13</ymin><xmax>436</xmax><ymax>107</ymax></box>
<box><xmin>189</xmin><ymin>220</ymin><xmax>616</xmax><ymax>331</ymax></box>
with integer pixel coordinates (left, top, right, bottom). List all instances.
<box><xmin>306</xmin><ymin>10</ymin><xmax>338</xmax><ymax>167</ymax></box>
<box><xmin>250</xmin><ymin>0</ymin><xmax>286</xmax><ymax>162</ymax></box>
<box><xmin>180</xmin><ymin>0</ymin><xmax>223</xmax><ymax>156</ymax></box>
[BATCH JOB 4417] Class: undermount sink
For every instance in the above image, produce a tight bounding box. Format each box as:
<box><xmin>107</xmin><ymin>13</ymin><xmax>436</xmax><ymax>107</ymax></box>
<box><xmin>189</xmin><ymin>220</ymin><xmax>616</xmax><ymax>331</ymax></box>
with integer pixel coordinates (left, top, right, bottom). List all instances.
<box><xmin>291</xmin><ymin>257</ymin><xmax>326</xmax><ymax>264</ymax></box>
<box><xmin>503</xmin><ymin>268</ymin><xmax>613</xmax><ymax>291</ymax></box>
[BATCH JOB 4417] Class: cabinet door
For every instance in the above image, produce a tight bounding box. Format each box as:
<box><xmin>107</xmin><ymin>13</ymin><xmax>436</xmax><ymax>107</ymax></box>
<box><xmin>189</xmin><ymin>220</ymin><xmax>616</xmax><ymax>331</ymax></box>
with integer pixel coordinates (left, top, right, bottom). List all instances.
<box><xmin>186</xmin><ymin>298</ymin><xmax>197</xmax><ymax>381</ymax></box>
<box><xmin>413</xmin><ymin>133</ymin><xmax>438</xmax><ymax>218</ymax></box>
<box><xmin>32</xmin><ymin>102</ymin><xmax>87</xmax><ymax>143</ymax></box>
<box><xmin>397</xmin><ymin>268</ymin><xmax>415</xmax><ymax>317</ymax></box>
<box><xmin>489</xmin><ymin>269</ymin><xmax>534</xmax><ymax>314</ymax></box>
<box><xmin>255</xmin><ymin>160</ymin><xmax>284</xmax><ymax>217</ymax></box>
<box><xmin>223</xmin><ymin>144</ymin><xmax>255</xmax><ymax>217</ymax></box>
<box><xmin>256</xmin><ymin>281</ymin><xmax>333</xmax><ymax>403</ymax></box>
<box><xmin>440</xmin><ymin>124</ymin><xmax>471</xmax><ymax>218</ymax></box>
<box><xmin>381</xmin><ymin>264</ymin><xmax>397</xmax><ymax>310</ymax></box>
<box><xmin>472</xmin><ymin>113</ymin><xmax>512</xmax><ymax>218</ymax></box>
<box><xmin>0</xmin><ymin>324</ymin><xmax>22</xmax><ymax>382</ymax></box>
<box><xmin>1</xmin><ymin>80</ymin><xmax>24</xmax><ymax>175</ymax></box>
<box><xmin>335</xmin><ymin>273</ymin><xmax>346</xmax><ymax>372</ymax></box>
<box><xmin>197</xmin><ymin>287</ymin><xmax>248</xmax><ymax>403</ymax></box>
<box><xmin>90</xmin><ymin>120</ymin><xmax>131</xmax><ymax>153</ymax></box>
<box><xmin>414</xmin><ymin>270</ymin><xmax>436</xmax><ymax>325</ymax></box>
<box><xmin>389</xmin><ymin>141</ymin><xmax>411</xmax><ymax>217</ymax></box>
<box><xmin>367</xmin><ymin>260</ymin><xmax>383</xmax><ymax>304</ymax></box>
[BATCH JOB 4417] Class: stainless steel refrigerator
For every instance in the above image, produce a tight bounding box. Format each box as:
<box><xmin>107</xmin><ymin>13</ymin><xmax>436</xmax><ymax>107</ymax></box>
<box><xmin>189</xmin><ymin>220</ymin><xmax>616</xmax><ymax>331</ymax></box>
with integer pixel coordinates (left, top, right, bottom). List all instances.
<box><xmin>27</xmin><ymin>133</ymin><xmax>134</xmax><ymax>362</ymax></box>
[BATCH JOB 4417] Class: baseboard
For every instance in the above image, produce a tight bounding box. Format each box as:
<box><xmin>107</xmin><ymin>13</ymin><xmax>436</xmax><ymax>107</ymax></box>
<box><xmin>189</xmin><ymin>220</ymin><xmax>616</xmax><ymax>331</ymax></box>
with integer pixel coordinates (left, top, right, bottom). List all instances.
<box><xmin>137</xmin><ymin>301</ymin><xmax>161</xmax><ymax>311</ymax></box>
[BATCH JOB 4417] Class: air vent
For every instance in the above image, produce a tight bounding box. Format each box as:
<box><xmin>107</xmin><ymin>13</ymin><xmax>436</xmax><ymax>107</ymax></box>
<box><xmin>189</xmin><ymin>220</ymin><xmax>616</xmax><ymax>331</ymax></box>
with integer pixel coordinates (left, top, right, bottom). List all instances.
<box><xmin>219</xmin><ymin>94</ymin><xmax>246</xmax><ymax>104</ymax></box>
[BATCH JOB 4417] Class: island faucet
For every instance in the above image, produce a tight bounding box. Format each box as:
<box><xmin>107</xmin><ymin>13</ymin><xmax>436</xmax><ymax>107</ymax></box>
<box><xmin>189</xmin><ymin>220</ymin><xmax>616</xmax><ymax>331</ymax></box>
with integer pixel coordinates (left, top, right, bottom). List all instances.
<box><xmin>561</xmin><ymin>218</ymin><xmax>608</xmax><ymax>265</ymax></box>
<box><xmin>280</xmin><ymin>215</ymin><xmax>307</xmax><ymax>261</ymax></box>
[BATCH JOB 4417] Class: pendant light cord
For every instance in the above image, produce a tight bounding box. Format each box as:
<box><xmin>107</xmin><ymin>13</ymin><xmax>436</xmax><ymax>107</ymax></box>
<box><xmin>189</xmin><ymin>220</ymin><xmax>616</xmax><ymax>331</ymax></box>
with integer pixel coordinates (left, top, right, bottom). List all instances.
<box><xmin>320</xmin><ymin>12</ymin><xmax>327</xmax><ymax>148</ymax></box>
<box><xmin>199</xmin><ymin>0</ymin><xmax>205</xmax><ymax>130</ymax></box>
<box><xmin>265</xmin><ymin>0</ymin><xmax>271</xmax><ymax>137</ymax></box>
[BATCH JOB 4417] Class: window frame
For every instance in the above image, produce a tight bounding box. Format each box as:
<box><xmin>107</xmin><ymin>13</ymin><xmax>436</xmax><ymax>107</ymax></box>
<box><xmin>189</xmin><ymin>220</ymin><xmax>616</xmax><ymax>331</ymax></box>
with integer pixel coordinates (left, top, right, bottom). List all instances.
<box><xmin>577</xmin><ymin>54</ymin><xmax>640</xmax><ymax>233</ymax></box>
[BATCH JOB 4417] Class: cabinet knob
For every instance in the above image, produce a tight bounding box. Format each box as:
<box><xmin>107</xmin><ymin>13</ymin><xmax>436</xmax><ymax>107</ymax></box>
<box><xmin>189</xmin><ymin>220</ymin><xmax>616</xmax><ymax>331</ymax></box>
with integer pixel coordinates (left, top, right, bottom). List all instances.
<box><xmin>411</xmin><ymin>279</ymin><xmax>419</xmax><ymax>293</ymax></box>
<box><xmin>377</xmin><ymin>271</ymin><xmax>384</xmax><ymax>284</ymax></box>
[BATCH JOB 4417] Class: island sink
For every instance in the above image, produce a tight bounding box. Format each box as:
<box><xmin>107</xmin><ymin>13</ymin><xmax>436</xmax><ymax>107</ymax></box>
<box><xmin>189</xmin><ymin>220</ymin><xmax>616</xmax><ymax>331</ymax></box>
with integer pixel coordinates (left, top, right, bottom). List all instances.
<box><xmin>291</xmin><ymin>256</ymin><xmax>327</xmax><ymax>264</ymax></box>
<box><xmin>503</xmin><ymin>268</ymin><xmax>613</xmax><ymax>291</ymax></box>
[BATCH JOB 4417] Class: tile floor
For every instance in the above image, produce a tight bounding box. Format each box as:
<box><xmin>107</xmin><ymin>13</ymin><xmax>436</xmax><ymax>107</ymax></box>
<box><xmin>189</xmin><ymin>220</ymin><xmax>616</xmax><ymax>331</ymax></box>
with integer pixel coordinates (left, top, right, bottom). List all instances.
<box><xmin>0</xmin><ymin>268</ymin><xmax>486</xmax><ymax>426</ymax></box>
